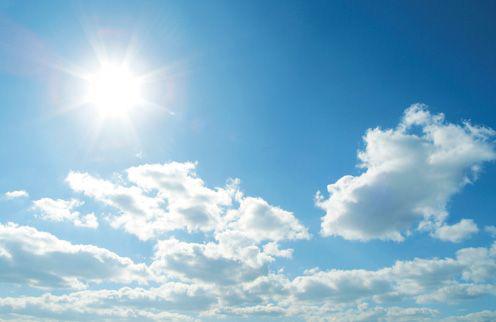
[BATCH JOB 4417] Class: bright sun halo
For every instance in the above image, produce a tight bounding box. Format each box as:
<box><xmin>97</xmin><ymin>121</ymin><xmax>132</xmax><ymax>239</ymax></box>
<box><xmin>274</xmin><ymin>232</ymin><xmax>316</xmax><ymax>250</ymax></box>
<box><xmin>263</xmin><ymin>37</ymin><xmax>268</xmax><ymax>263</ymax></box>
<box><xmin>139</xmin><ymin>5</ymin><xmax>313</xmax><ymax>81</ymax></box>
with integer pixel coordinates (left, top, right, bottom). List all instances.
<box><xmin>87</xmin><ymin>63</ymin><xmax>142</xmax><ymax>117</ymax></box>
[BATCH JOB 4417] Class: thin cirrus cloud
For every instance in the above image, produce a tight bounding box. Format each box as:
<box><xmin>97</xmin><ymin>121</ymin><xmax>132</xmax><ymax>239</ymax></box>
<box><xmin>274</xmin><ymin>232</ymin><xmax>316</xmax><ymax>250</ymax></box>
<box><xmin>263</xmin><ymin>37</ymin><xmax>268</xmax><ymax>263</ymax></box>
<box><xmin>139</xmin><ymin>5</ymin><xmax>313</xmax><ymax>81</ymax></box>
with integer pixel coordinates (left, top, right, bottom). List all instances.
<box><xmin>316</xmin><ymin>104</ymin><xmax>495</xmax><ymax>242</ymax></box>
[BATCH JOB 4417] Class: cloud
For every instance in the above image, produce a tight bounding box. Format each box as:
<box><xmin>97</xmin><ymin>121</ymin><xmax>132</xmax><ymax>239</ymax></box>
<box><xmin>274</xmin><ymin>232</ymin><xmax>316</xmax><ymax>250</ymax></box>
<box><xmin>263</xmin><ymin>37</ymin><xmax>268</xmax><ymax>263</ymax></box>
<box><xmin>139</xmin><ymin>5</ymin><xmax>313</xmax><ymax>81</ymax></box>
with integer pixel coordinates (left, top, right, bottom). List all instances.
<box><xmin>317</xmin><ymin>104</ymin><xmax>495</xmax><ymax>241</ymax></box>
<box><xmin>0</xmin><ymin>284</ymin><xmax>214</xmax><ymax>322</ymax></box>
<box><xmin>441</xmin><ymin>310</ymin><xmax>496</xmax><ymax>322</ymax></box>
<box><xmin>0</xmin><ymin>222</ymin><xmax>149</xmax><ymax>288</ymax></box>
<box><xmin>416</xmin><ymin>283</ymin><xmax>496</xmax><ymax>303</ymax></box>
<box><xmin>4</xmin><ymin>190</ymin><xmax>28</xmax><ymax>200</ymax></box>
<box><xmin>149</xmin><ymin>240</ymin><xmax>496</xmax><ymax>319</ymax></box>
<box><xmin>150</xmin><ymin>238</ymin><xmax>271</xmax><ymax>285</ymax></box>
<box><xmin>224</xmin><ymin>197</ymin><xmax>310</xmax><ymax>243</ymax></box>
<box><xmin>65</xmin><ymin>162</ymin><xmax>238</xmax><ymax>240</ymax></box>
<box><xmin>66</xmin><ymin>170</ymin><xmax>175</xmax><ymax>240</ymax></box>
<box><xmin>0</xmin><ymin>239</ymin><xmax>495</xmax><ymax>320</ymax></box>
<box><xmin>485</xmin><ymin>225</ymin><xmax>496</xmax><ymax>237</ymax></box>
<box><xmin>431</xmin><ymin>219</ymin><xmax>479</xmax><ymax>242</ymax></box>
<box><xmin>2</xmin><ymin>115</ymin><xmax>495</xmax><ymax>321</ymax></box>
<box><xmin>293</xmin><ymin>305</ymin><xmax>438</xmax><ymax>322</ymax></box>
<box><xmin>145</xmin><ymin>195</ymin><xmax>309</xmax><ymax>285</ymax></box>
<box><xmin>32</xmin><ymin>198</ymin><xmax>98</xmax><ymax>228</ymax></box>
<box><xmin>291</xmin><ymin>242</ymin><xmax>496</xmax><ymax>308</ymax></box>
<box><xmin>66</xmin><ymin>162</ymin><xmax>308</xmax><ymax>245</ymax></box>
<box><xmin>126</xmin><ymin>162</ymin><xmax>238</xmax><ymax>233</ymax></box>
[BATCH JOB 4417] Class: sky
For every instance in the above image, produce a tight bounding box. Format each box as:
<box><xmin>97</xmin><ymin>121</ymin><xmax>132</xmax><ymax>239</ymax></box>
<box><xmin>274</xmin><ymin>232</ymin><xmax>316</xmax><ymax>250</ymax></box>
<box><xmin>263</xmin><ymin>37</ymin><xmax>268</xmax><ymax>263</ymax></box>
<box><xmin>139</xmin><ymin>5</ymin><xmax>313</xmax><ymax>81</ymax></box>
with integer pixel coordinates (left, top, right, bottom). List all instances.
<box><xmin>1</xmin><ymin>0</ymin><xmax>496</xmax><ymax>321</ymax></box>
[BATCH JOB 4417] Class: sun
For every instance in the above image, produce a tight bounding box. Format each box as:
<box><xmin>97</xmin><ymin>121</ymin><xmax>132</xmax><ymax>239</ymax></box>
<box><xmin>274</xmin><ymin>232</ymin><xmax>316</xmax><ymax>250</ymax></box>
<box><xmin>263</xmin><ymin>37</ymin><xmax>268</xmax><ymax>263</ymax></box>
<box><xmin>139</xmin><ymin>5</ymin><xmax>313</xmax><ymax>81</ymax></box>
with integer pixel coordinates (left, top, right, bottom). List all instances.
<box><xmin>87</xmin><ymin>63</ymin><xmax>143</xmax><ymax>117</ymax></box>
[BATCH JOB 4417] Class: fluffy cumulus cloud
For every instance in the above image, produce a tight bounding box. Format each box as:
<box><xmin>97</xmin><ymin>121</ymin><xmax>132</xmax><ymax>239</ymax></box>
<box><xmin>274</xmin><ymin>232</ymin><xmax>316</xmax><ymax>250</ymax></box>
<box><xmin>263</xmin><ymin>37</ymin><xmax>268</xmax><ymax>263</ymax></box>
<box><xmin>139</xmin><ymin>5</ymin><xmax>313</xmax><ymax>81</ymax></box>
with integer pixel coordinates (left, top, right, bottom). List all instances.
<box><xmin>147</xmin><ymin>196</ymin><xmax>309</xmax><ymax>285</ymax></box>
<box><xmin>3</xmin><ymin>190</ymin><xmax>28</xmax><ymax>199</ymax></box>
<box><xmin>316</xmin><ymin>104</ymin><xmax>495</xmax><ymax>241</ymax></box>
<box><xmin>1</xmin><ymin>240</ymin><xmax>496</xmax><ymax>320</ymax></box>
<box><xmin>150</xmin><ymin>238</ymin><xmax>270</xmax><ymax>285</ymax></box>
<box><xmin>65</xmin><ymin>162</ymin><xmax>308</xmax><ymax>263</ymax></box>
<box><xmin>432</xmin><ymin>219</ymin><xmax>479</xmax><ymax>243</ymax></box>
<box><xmin>2</xmin><ymin>107</ymin><xmax>496</xmax><ymax>321</ymax></box>
<box><xmin>0</xmin><ymin>222</ymin><xmax>148</xmax><ymax>288</ymax></box>
<box><xmin>224</xmin><ymin>197</ymin><xmax>309</xmax><ymax>243</ymax></box>
<box><xmin>0</xmin><ymin>284</ymin><xmax>216</xmax><ymax>322</ymax></box>
<box><xmin>32</xmin><ymin>198</ymin><xmax>98</xmax><ymax>228</ymax></box>
<box><xmin>292</xmin><ymin>242</ymin><xmax>496</xmax><ymax>307</ymax></box>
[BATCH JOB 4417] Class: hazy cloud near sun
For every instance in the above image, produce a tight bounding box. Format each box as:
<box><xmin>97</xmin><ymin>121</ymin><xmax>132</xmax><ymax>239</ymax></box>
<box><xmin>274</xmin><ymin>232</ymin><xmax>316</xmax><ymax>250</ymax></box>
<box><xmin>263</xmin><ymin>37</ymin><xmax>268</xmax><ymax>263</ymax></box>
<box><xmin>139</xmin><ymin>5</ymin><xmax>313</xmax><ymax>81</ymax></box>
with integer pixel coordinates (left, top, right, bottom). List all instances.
<box><xmin>316</xmin><ymin>104</ymin><xmax>495</xmax><ymax>242</ymax></box>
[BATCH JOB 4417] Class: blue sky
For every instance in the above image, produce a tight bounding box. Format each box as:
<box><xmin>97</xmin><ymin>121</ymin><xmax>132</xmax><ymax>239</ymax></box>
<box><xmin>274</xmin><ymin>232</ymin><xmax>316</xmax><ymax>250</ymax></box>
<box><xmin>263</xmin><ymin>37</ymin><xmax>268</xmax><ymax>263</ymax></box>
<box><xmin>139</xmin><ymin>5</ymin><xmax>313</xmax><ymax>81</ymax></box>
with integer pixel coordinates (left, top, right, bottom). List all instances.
<box><xmin>1</xmin><ymin>1</ymin><xmax>496</xmax><ymax>321</ymax></box>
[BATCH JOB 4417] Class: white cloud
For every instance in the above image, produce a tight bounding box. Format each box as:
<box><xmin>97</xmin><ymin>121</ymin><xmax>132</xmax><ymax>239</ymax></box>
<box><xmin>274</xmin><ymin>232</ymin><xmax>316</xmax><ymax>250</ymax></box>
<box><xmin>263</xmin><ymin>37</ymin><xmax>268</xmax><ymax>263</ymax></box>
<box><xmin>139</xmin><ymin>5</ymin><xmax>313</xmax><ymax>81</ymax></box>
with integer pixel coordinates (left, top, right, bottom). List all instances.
<box><xmin>290</xmin><ymin>242</ymin><xmax>496</xmax><ymax>307</ymax></box>
<box><xmin>442</xmin><ymin>310</ymin><xmax>496</xmax><ymax>322</ymax></box>
<box><xmin>32</xmin><ymin>198</ymin><xmax>98</xmax><ymax>229</ymax></box>
<box><xmin>293</xmin><ymin>305</ymin><xmax>438</xmax><ymax>322</ymax></box>
<box><xmin>65</xmin><ymin>163</ymin><xmax>237</xmax><ymax>240</ymax></box>
<box><xmin>150</xmin><ymin>238</ymin><xmax>271</xmax><ymax>285</ymax></box>
<box><xmin>485</xmin><ymin>225</ymin><xmax>496</xmax><ymax>237</ymax></box>
<box><xmin>224</xmin><ymin>197</ymin><xmax>310</xmax><ymax>243</ymax></box>
<box><xmin>0</xmin><ymin>284</ymin><xmax>214</xmax><ymax>322</ymax></box>
<box><xmin>66</xmin><ymin>162</ymin><xmax>308</xmax><ymax>247</ymax></box>
<box><xmin>0</xmin><ymin>222</ymin><xmax>149</xmax><ymax>288</ymax></box>
<box><xmin>292</xmin><ymin>268</ymin><xmax>392</xmax><ymax>302</ymax></box>
<box><xmin>317</xmin><ymin>104</ymin><xmax>495</xmax><ymax>241</ymax></box>
<box><xmin>0</xmin><ymin>238</ymin><xmax>495</xmax><ymax>320</ymax></box>
<box><xmin>150</xmin><ymin>241</ymin><xmax>496</xmax><ymax>319</ymax></box>
<box><xmin>263</xmin><ymin>242</ymin><xmax>293</xmax><ymax>258</ymax></box>
<box><xmin>149</xmin><ymin>197</ymin><xmax>307</xmax><ymax>284</ymax></box>
<box><xmin>0</xmin><ymin>282</ymin><xmax>217</xmax><ymax>321</ymax></box>
<box><xmin>456</xmin><ymin>244</ymin><xmax>496</xmax><ymax>282</ymax></box>
<box><xmin>4</xmin><ymin>190</ymin><xmax>28</xmax><ymax>199</ymax></box>
<box><xmin>431</xmin><ymin>219</ymin><xmax>479</xmax><ymax>242</ymax></box>
<box><xmin>126</xmin><ymin>162</ymin><xmax>238</xmax><ymax>233</ymax></box>
<box><xmin>66</xmin><ymin>170</ymin><xmax>174</xmax><ymax>239</ymax></box>
<box><xmin>416</xmin><ymin>283</ymin><xmax>496</xmax><ymax>303</ymax></box>
<box><xmin>2</xmin><ymin>123</ymin><xmax>495</xmax><ymax>321</ymax></box>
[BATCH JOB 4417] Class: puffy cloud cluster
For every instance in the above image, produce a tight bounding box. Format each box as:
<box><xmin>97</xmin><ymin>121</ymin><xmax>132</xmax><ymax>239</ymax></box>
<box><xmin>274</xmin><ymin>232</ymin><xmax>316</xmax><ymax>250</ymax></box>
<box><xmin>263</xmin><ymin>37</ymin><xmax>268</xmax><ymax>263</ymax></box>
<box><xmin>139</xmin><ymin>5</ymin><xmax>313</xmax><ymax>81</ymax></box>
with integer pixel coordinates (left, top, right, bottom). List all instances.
<box><xmin>65</xmin><ymin>162</ymin><xmax>309</xmax><ymax>278</ymax></box>
<box><xmin>2</xmin><ymin>106</ymin><xmax>496</xmax><ymax>321</ymax></box>
<box><xmin>32</xmin><ymin>198</ymin><xmax>98</xmax><ymax>228</ymax></box>
<box><xmin>212</xmin><ymin>242</ymin><xmax>496</xmax><ymax>319</ymax></box>
<box><xmin>292</xmin><ymin>242</ymin><xmax>496</xmax><ymax>306</ymax></box>
<box><xmin>223</xmin><ymin>197</ymin><xmax>309</xmax><ymax>243</ymax></box>
<box><xmin>317</xmin><ymin>104</ymin><xmax>495</xmax><ymax>241</ymax></box>
<box><xmin>66</xmin><ymin>162</ymin><xmax>308</xmax><ymax>244</ymax></box>
<box><xmin>150</xmin><ymin>238</ymin><xmax>269</xmax><ymax>285</ymax></box>
<box><xmin>0</xmin><ymin>283</ymin><xmax>216</xmax><ymax>322</ymax></box>
<box><xmin>1</xmin><ymin>238</ymin><xmax>495</xmax><ymax>320</ymax></box>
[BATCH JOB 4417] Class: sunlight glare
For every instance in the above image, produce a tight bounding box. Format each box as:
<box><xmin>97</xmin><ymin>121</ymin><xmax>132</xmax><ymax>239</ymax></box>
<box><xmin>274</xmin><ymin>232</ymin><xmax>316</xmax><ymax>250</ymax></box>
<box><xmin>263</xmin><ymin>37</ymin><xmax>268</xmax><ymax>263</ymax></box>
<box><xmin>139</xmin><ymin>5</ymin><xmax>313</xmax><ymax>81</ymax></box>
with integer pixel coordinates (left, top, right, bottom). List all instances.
<box><xmin>87</xmin><ymin>63</ymin><xmax>142</xmax><ymax>117</ymax></box>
